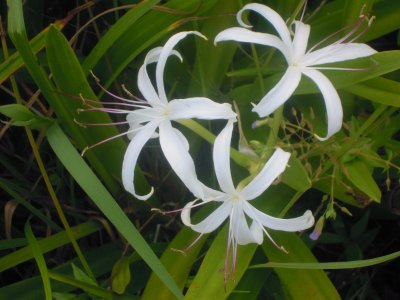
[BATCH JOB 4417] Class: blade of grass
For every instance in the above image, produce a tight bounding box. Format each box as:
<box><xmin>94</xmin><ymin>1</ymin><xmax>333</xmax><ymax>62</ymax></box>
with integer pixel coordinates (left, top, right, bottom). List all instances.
<box><xmin>24</xmin><ymin>221</ymin><xmax>52</xmax><ymax>300</ymax></box>
<box><xmin>0</xmin><ymin>178</ymin><xmax>62</xmax><ymax>232</ymax></box>
<box><xmin>0</xmin><ymin>221</ymin><xmax>101</xmax><ymax>272</ymax></box>
<box><xmin>251</xmin><ymin>250</ymin><xmax>400</xmax><ymax>269</ymax></box>
<box><xmin>3</xmin><ymin>10</ymin><xmax>95</xmax><ymax>280</ymax></box>
<box><xmin>45</xmin><ymin>123</ymin><xmax>183</xmax><ymax>299</ymax></box>
<box><xmin>82</xmin><ymin>0</ymin><xmax>161</xmax><ymax>74</ymax></box>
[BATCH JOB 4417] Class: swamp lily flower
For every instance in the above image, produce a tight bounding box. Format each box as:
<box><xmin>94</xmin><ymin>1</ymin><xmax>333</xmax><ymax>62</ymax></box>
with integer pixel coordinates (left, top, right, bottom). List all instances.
<box><xmin>215</xmin><ymin>3</ymin><xmax>377</xmax><ymax>140</ymax></box>
<box><xmin>181</xmin><ymin>120</ymin><xmax>314</xmax><ymax>280</ymax></box>
<box><xmin>121</xmin><ymin>31</ymin><xmax>236</xmax><ymax>200</ymax></box>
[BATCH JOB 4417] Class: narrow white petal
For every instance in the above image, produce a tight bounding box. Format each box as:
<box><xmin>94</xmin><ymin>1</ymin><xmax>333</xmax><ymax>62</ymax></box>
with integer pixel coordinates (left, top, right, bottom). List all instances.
<box><xmin>159</xmin><ymin>121</ymin><xmax>204</xmax><ymax>199</ymax></box>
<box><xmin>302</xmin><ymin>69</ymin><xmax>343</xmax><ymax>140</ymax></box>
<box><xmin>292</xmin><ymin>21</ymin><xmax>310</xmax><ymax>63</ymax></box>
<box><xmin>250</xmin><ymin>221</ymin><xmax>264</xmax><ymax>244</ymax></box>
<box><xmin>231</xmin><ymin>205</ymin><xmax>258</xmax><ymax>245</ymax></box>
<box><xmin>181</xmin><ymin>200</ymin><xmax>231</xmax><ymax>233</ymax></box>
<box><xmin>213</xmin><ymin>120</ymin><xmax>236</xmax><ymax>194</ymax></box>
<box><xmin>237</xmin><ymin>3</ymin><xmax>292</xmax><ymax>46</ymax></box>
<box><xmin>168</xmin><ymin>97</ymin><xmax>236</xmax><ymax>120</ymax></box>
<box><xmin>201</xmin><ymin>183</ymin><xmax>227</xmax><ymax>202</ymax></box>
<box><xmin>240</xmin><ymin>148</ymin><xmax>290</xmax><ymax>201</ymax></box>
<box><xmin>244</xmin><ymin>203</ymin><xmax>315</xmax><ymax>231</ymax></box>
<box><xmin>156</xmin><ymin>31</ymin><xmax>206</xmax><ymax>104</ymax></box>
<box><xmin>138</xmin><ymin>48</ymin><xmax>182</xmax><ymax>106</ymax></box>
<box><xmin>122</xmin><ymin>121</ymin><xmax>159</xmax><ymax>200</ymax></box>
<box><xmin>214</xmin><ymin>27</ymin><xmax>290</xmax><ymax>62</ymax></box>
<box><xmin>303</xmin><ymin>43</ymin><xmax>377</xmax><ymax>66</ymax></box>
<box><xmin>252</xmin><ymin>67</ymin><xmax>302</xmax><ymax>118</ymax></box>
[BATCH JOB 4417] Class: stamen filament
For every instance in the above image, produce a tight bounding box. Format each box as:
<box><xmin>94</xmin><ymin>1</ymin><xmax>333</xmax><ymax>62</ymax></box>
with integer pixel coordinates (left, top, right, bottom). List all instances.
<box><xmin>81</xmin><ymin>126</ymin><xmax>144</xmax><ymax>156</ymax></box>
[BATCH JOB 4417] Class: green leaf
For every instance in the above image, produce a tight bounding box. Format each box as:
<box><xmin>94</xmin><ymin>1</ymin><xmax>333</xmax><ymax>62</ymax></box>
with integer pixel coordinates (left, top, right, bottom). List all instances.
<box><xmin>344</xmin><ymin>159</ymin><xmax>381</xmax><ymax>202</ymax></box>
<box><xmin>262</xmin><ymin>232</ymin><xmax>341</xmax><ymax>300</ymax></box>
<box><xmin>24</xmin><ymin>221</ymin><xmax>52</xmax><ymax>300</ymax></box>
<box><xmin>252</xmin><ymin>250</ymin><xmax>400</xmax><ymax>270</ymax></box>
<box><xmin>111</xmin><ymin>257</ymin><xmax>131</xmax><ymax>294</ymax></box>
<box><xmin>71</xmin><ymin>264</ymin><xmax>98</xmax><ymax>287</ymax></box>
<box><xmin>281</xmin><ymin>156</ymin><xmax>312</xmax><ymax>192</ymax></box>
<box><xmin>82</xmin><ymin>0</ymin><xmax>161</xmax><ymax>74</ymax></box>
<box><xmin>0</xmin><ymin>221</ymin><xmax>101</xmax><ymax>272</ymax></box>
<box><xmin>344</xmin><ymin>77</ymin><xmax>400</xmax><ymax>107</ymax></box>
<box><xmin>0</xmin><ymin>104</ymin><xmax>52</xmax><ymax>129</ymax></box>
<box><xmin>45</xmin><ymin>124</ymin><xmax>183</xmax><ymax>300</ymax></box>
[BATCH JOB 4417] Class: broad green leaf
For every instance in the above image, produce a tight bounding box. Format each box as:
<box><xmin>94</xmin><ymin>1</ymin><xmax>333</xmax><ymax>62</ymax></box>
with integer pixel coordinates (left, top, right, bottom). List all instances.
<box><xmin>111</xmin><ymin>257</ymin><xmax>131</xmax><ymax>294</ymax></box>
<box><xmin>262</xmin><ymin>232</ymin><xmax>341</xmax><ymax>300</ymax></box>
<box><xmin>0</xmin><ymin>221</ymin><xmax>100</xmax><ymax>272</ymax></box>
<box><xmin>0</xmin><ymin>104</ymin><xmax>52</xmax><ymax>129</ymax></box>
<box><xmin>344</xmin><ymin>159</ymin><xmax>381</xmax><ymax>202</ymax></box>
<box><xmin>45</xmin><ymin>124</ymin><xmax>183</xmax><ymax>299</ymax></box>
<box><xmin>281</xmin><ymin>156</ymin><xmax>311</xmax><ymax>192</ymax></box>
<box><xmin>82</xmin><ymin>0</ymin><xmax>161</xmax><ymax>74</ymax></box>
<box><xmin>184</xmin><ymin>225</ymin><xmax>258</xmax><ymax>300</ymax></box>
<box><xmin>0</xmin><ymin>21</ymin><xmax>64</xmax><ymax>85</ymax></box>
<box><xmin>344</xmin><ymin>77</ymin><xmax>400</xmax><ymax>107</ymax></box>
<box><xmin>25</xmin><ymin>222</ymin><xmax>52</xmax><ymax>300</ymax></box>
<box><xmin>71</xmin><ymin>264</ymin><xmax>98</xmax><ymax>287</ymax></box>
<box><xmin>7</xmin><ymin>0</ymin><xmax>124</xmax><ymax>195</ymax></box>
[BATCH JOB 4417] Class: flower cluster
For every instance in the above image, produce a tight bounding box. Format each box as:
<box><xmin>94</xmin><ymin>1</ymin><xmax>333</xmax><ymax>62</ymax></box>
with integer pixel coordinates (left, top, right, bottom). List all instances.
<box><xmin>97</xmin><ymin>3</ymin><xmax>376</xmax><ymax>281</ymax></box>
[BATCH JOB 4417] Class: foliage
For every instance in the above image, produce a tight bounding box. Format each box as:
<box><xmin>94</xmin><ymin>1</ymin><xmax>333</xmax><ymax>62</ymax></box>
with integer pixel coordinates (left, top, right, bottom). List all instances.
<box><xmin>0</xmin><ymin>0</ymin><xmax>399</xmax><ymax>299</ymax></box>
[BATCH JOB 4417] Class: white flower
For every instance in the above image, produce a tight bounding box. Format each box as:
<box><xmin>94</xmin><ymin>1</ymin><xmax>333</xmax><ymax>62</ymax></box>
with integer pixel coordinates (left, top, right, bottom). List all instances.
<box><xmin>181</xmin><ymin>120</ymin><xmax>314</xmax><ymax>276</ymax></box>
<box><xmin>122</xmin><ymin>31</ymin><xmax>236</xmax><ymax>200</ymax></box>
<box><xmin>215</xmin><ymin>3</ymin><xmax>377</xmax><ymax>140</ymax></box>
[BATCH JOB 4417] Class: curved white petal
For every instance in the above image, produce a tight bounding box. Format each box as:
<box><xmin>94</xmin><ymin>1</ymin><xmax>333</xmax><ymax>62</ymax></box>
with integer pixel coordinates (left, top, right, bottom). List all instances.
<box><xmin>252</xmin><ymin>67</ymin><xmax>302</xmax><ymax>118</ymax></box>
<box><xmin>181</xmin><ymin>200</ymin><xmax>231</xmax><ymax>233</ymax></box>
<box><xmin>214</xmin><ymin>27</ymin><xmax>290</xmax><ymax>62</ymax></box>
<box><xmin>250</xmin><ymin>221</ymin><xmax>264</xmax><ymax>244</ymax></box>
<box><xmin>244</xmin><ymin>203</ymin><xmax>315</xmax><ymax>231</ymax></box>
<box><xmin>302</xmin><ymin>43</ymin><xmax>377</xmax><ymax>67</ymax></box>
<box><xmin>156</xmin><ymin>31</ymin><xmax>206</xmax><ymax>104</ymax></box>
<box><xmin>201</xmin><ymin>183</ymin><xmax>227</xmax><ymax>202</ymax></box>
<box><xmin>168</xmin><ymin>98</ymin><xmax>236</xmax><ymax>121</ymax></box>
<box><xmin>122</xmin><ymin>121</ymin><xmax>159</xmax><ymax>200</ymax></box>
<box><xmin>292</xmin><ymin>21</ymin><xmax>310</xmax><ymax>63</ymax></box>
<box><xmin>159</xmin><ymin>121</ymin><xmax>203</xmax><ymax>199</ymax></box>
<box><xmin>237</xmin><ymin>3</ymin><xmax>292</xmax><ymax>46</ymax></box>
<box><xmin>231</xmin><ymin>205</ymin><xmax>258</xmax><ymax>245</ymax></box>
<box><xmin>240</xmin><ymin>148</ymin><xmax>290</xmax><ymax>200</ymax></box>
<box><xmin>138</xmin><ymin>48</ymin><xmax>182</xmax><ymax>106</ymax></box>
<box><xmin>302</xmin><ymin>69</ymin><xmax>343</xmax><ymax>140</ymax></box>
<box><xmin>213</xmin><ymin>120</ymin><xmax>236</xmax><ymax>194</ymax></box>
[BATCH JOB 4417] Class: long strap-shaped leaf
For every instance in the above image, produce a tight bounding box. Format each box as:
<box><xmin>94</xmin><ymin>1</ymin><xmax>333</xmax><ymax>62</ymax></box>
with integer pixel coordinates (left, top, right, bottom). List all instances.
<box><xmin>46</xmin><ymin>124</ymin><xmax>183</xmax><ymax>299</ymax></box>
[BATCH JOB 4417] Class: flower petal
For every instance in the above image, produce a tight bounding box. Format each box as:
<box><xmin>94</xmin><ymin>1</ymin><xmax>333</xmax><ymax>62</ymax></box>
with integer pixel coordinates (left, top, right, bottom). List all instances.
<box><xmin>240</xmin><ymin>148</ymin><xmax>290</xmax><ymax>201</ymax></box>
<box><xmin>159</xmin><ymin>121</ymin><xmax>204</xmax><ymax>199</ymax></box>
<box><xmin>237</xmin><ymin>3</ymin><xmax>292</xmax><ymax>46</ymax></box>
<box><xmin>168</xmin><ymin>97</ymin><xmax>236</xmax><ymax>120</ymax></box>
<box><xmin>302</xmin><ymin>43</ymin><xmax>377</xmax><ymax>66</ymax></box>
<box><xmin>213</xmin><ymin>120</ymin><xmax>236</xmax><ymax>194</ymax></box>
<box><xmin>122</xmin><ymin>121</ymin><xmax>159</xmax><ymax>200</ymax></box>
<box><xmin>302</xmin><ymin>69</ymin><xmax>343</xmax><ymax>140</ymax></box>
<box><xmin>250</xmin><ymin>221</ymin><xmax>264</xmax><ymax>244</ymax></box>
<box><xmin>231</xmin><ymin>204</ymin><xmax>258</xmax><ymax>245</ymax></box>
<box><xmin>252</xmin><ymin>67</ymin><xmax>302</xmax><ymax>118</ymax></box>
<box><xmin>181</xmin><ymin>200</ymin><xmax>231</xmax><ymax>233</ymax></box>
<box><xmin>292</xmin><ymin>21</ymin><xmax>310</xmax><ymax>63</ymax></box>
<box><xmin>156</xmin><ymin>31</ymin><xmax>206</xmax><ymax>104</ymax></box>
<box><xmin>138</xmin><ymin>47</ymin><xmax>182</xmax><ymax>106</ymax></box>
<box><xmin>214</xmin><ymin>27</ymin><xmax>290</xmax><ymax>61</ymax></box>
<box><xmin>244</xmin><ymin>203</ymin><xmax>315</xmax><ymax>231</ymax></box>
